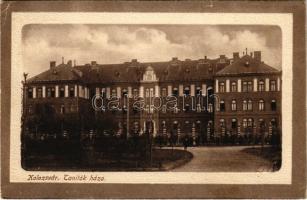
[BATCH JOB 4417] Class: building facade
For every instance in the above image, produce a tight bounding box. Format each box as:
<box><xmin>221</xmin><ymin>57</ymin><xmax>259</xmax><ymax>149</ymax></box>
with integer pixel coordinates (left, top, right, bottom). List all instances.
<box><xmin>23</xmin><ymin>51</ymin><xmax>281</xmax><ymax>145</ymax></box>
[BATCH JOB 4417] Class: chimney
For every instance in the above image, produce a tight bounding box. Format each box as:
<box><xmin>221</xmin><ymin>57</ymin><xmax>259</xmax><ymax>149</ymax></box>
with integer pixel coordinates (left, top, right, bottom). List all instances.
<box><xmin>220</xmin><ymin>55</ymin><xmax>225</xmax><ymax>59</ymax></box>
<box><xmin>74</xmin><ymin>60</ymin><xmax>76</xmax><ymax>67</ymax></box>
<box><xmin>204</xmin><ymin>56</ymin><xmax>207</xmax><ymax>60</ymax></box>
<box><xmin>50</xmin><ymin>61</ymin><xmax>56</xmax><ymax>69</ymax></box>
<box><xmin>91</xmin><ymin>61</ymin><xmax>97</xmax><ymax>66</ymax></box>
<box><xmin>67</xmin><ymin>60</ymin><xmax>72</xmax><ymax>67</ymax></box>
<box><xmin>233</xmin><ymin>52</ymin><xmax>239</xmax><ymax>61</ymax></box>
<box><xmin>131</xmin><ymin>59</ymin><xmax>138</xmax><ymax>63</ymax></box>
<box><xmin>172</xmin><ymin>57</ymin><xmax>178</xmax><ymax>61</ymax></box>
<box><xmin>254</xmin><ymin>51</ymin><xmax>261</xmax><ymax>61</ymax></box>
<box><xmin>250</xmin><ymin>52</ymin><xmax>253</xmax><ymax>57</ymax></box>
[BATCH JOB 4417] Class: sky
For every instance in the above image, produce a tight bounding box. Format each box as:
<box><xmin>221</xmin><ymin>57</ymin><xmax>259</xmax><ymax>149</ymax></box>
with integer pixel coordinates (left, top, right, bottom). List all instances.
<box><xmin>22</xmin><ymin>24</ymin><xmax>282</xmax><ymax>75</ymax></box>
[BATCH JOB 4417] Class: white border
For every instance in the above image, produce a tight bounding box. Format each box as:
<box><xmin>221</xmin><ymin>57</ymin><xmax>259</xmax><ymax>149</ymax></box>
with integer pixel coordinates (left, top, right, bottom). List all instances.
<box><xmin>10</xmin><ymin>12</ymin><xmax>293</xmax><ymax>184</ymax></box>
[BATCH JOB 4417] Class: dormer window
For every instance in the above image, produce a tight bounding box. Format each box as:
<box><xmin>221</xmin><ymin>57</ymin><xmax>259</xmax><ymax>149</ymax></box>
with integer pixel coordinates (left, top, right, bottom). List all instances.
<box><xmin>27</xmin><ymin>88</ymin><xmax>33</xmax><ymax>98</ymax></box>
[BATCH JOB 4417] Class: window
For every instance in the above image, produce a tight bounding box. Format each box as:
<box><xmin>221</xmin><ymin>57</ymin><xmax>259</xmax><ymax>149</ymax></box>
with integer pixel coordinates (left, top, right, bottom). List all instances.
<box><xmin>258</xmin><ymin>80</ymin><xmax>265</xmax><ymax>91</ymax></box>
<box><xmin>196</xmin><ymin>104</ymin><xmax>201</xmax><ymax>112</ymax></box>
<box><xmin>161</xmin><ymin>88</ymin><xmax>167</xmax><ymax>97</ymax></box>
<box><xmin>150</xmin><ymin>88</ymin><xmax>154</xmax><ymax>97</ymax></box>
<box><xmin>27</xmin><ymin>88</ymin><xmax>33</xmax><ymax>98</ymax></box>
<box><xmin>111</xmin><ymin>89</ymin><xmax>116</xmax><ymax>97</ymax></box>
<box><xmin>271</xmin><ymin>118</ymin><xmax>277</xmax><ymax>127</ymax></box>
<box><xmin>242</xmin><ymin>118</ymin><xmax>248</xmax><ymax>128</ymax></box>
<box><xmin>69</xmin><ymin>87</ymin><xmax>75</xmax><ymax>97</ymax></box>
<box><xmin>271</xmin><ymin>100</ymin><xmax>277</xmax><ymax>111</ymax></box>
<box><xmin>259</xmin><ymin>119</ymin><xmax>265</xmax><ymax>128</ymax></box>
<box><xmin>219</xmin><ymin>82</ymin><xmax>225</xmax><ymax>93</ymax></box>
<box><xmin>258</xmin><ymin>99</ymin><xmax>265</xmax><ymax>111</ymax></box>
<box><xmin>162</xmin><ymin>105</ymin><xmax>166</xmax><ymax>113</ymax></box>
<box><xmin>184</xmin><ymin>87</ymin><xmax>190</xmax><ymax>96</ymax></box>
<box><xmin>47</xmin><ymin>87</ymin><xmax>55</xmax><ymax>98</ymax></box>
<box><xmin>122</xmin><ymin>88</ymin><xmax>128</xmax><ymax>97</ymax></box>
<box><xmin>60</xmin><ymin>105</ymin><xmax>65</xmax><ymax>114</ymax></box>
<box><xmin>145</xmin><ymin>88</ymin><xmax>150</xmax><ymax>97</ymax></box>
<box><xmin>220</xmin><ymin>100</ymin><xmax>225</xmax><ymax>112</ymax></box>
<box><xmin>59</xmin><ymin>87</ymin><xmax>65</xmax><ymax>97</ymax></box>
<box><xmin>243</xmin><ymin>100</ymin><xmax>248</xmax><ymax>111</ymax></box>
<box><xmin>270</xmin><ymin>80</ymin><xmax>276</xmax><ymax>91</ymax></box>
<box><xmin>37</xmin><ymin>88</ymin><xmax>42</xmax><ymax>98</ymax></box>
<box><xmin>247</xmin><ymin>81</ymin><xmax>253</xmax><ymax>91</ymax></box>
<box><xmin>242</xmin><ymin>81</ymin><xmax>248</xmax><ymax>92</ymax></box>
<box><xmin>231</xmin><ymin>82</ymin><xmax>237</xmax><ymax>92</ymax></box>
<box><xmin>219</xmin><ymin>119</ymin><xmax>225</xmax><ymax>127</ymax></box>
<box><xmin>173</xmin><ymin>87</ymin><xmax>179</xmax><ymax>96</ymax></box>
<box><xmin>248</xmin><ymin>100</ymin><xmax>253</xmax><ymax>111</ymax></box>
<box><xmin>247</xmin><ymin>118</ymin><xmax>253</xmax><ymax>127</ymax></box>
<box><xmin>196</xmin><ymin>86</ymin><xmax>202</xmax><ymax>96</ymax></box>
<box><xmin>133</xmin><ymin>89</ymin><xmax>138</xmax><ymax>97</ymax></box>
<box><xmin>208</xmin><ymin>103</ymin><xmax>213</xmax><ymax>113</ymax></box>
<box><xmin>184</xmin><ymin>103</ymin><xmax>190</xmax><ymax>112</ymax></box>
<box><xmin>231</xmin><ymin>100</ymin><xmax>237</xmax><ymax>111</ymax></box>
<box><xmin>231</xmin><ymin>119</ymin><xmax>237</xmax><ymax>129</ymax></box>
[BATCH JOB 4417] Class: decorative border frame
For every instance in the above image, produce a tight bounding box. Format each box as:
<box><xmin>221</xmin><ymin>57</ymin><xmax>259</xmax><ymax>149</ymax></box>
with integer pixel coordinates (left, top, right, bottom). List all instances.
<box><xmin>1</xmin><ymin>1</ymin><xmax>306</xmax><ymax>198</ymax></box>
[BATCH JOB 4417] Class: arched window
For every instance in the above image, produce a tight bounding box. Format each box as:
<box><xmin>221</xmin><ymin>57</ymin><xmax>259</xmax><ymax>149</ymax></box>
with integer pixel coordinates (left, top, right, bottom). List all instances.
<box><xmin>219</xmin><ymin>82</ymin><xmax>225</xmax><ymax>93</ymax></box>
<box><xmin>122</xmin><ymin>88</ymin><xmax>128</xmax><ymax>97</ymax></box>
<box><xmin>184</xmin><ymin>86</ymin><xmax>190</xmax><ymax>96</ymax></box>
<box><xmin>231</xmin><ymin>118</ymin><xmax>237</xmax><ymax>129</ymax></box>
<box><xmin>219</xmin><ymin>119</ymin><xmax>225</xmax><ymax>127</ymax></box>
<box><xmin>37</xmin><ymin>88</ymin><xmax>42</xmax><ymax>98</ymax></box>
<box><xmin>208</xmin><ymin>103</ymin><xmax>213</xmax><ymax>113</ymax></box>
<box><xmin>220</xmin><ymin>100</ymin><xmax>225</xmax><ymax>112</ymax></box>
<box><xmin>173</xmin><ymin>87</ymin><xmax>179</xmax><ymax>96</ymax></box>
<box><xmin>242</xmin><ymin>81</ymin><xmax>248</xmax><ymax>92</ymax></box>
<box><xmin>59</xmin><ymin>87</ymin><xmax>65</xmax><ymax>97</ymax></box>
<box><xmin>270</xmin><ymin>80</ymin><xmax>276</xmax><ymax>91</ymax></box>
<box><xmin>133</xmin><ymin>88</ymin><xmax>138</xmax><ymax>97</ymax></box>
<box><xmin>69</xmin><ymin>87</ymin><xmax>75</xmax><ymax>97</ymax></box>
<box><xmin>27</xmin><ymin>88</ymin><xmax>33</xmax><ymax>98</ymax></box>
<box><xmin>271</xmin><ymin>100</ymin><xmax>277</xmax><ymax>111</ymax></box>
<box><xmin>248</xmin><ymin>100</ymin><xmax>253</xmax><ymax>111</ymax></box>
<box><xmin>247</xmin><ymin>81</ymin><xmax>253</xmax><ymax>91</ymax></box>
<box><xmin>161</xmin><ymin>88</ymin><xmax>167</xmax><ymax>97</ymax></box>
<box><xmin>60</xmin><ymin>105</ymin><xmax>65</xmax><ymax>114</ymax></box>
<box><xmin>231</xmin><ymin>99</ymin><xmax>237</xmax><ymax>111</ymax></box>
<box><xmin>258</xmin><ymin>99</ymin><xmax>265</xmax><ymax>111</ymax></box>
<box><xmin>111</xmin><ymin>89</ymin><xmax>116</xmax><ymax>97</ymax></box>
<box><xmin>196</xmin><ymin>86</ymin><xmax>202</xmax><ymax>96</ymax></box>
<box><xmin>248</xmin><ymin>118</ymin><xmax>253</xmax><ymax>127</ymax></box>
<box><xmin>231</xmin><ymin>81</ymin><xmax>237</xmax><ymax>92</ymax></box>
<box><xmin>242</xmin><ymin>118</ymin><xmax>248</xmax><ymax>128</ymax></box>
<box><xmin>243</xmin><ymin>100</ymin><xmax>248</xmax><ymax>111</ymax></box>
<box><xmin>258</xmin><ymin>80</ymin><xmax>265</xmax><ymax>91</ymax></box>
<box><xmin>145</xmin><ymin>88</ymin><xmax>150</xmax><ymax>97</ymax></box>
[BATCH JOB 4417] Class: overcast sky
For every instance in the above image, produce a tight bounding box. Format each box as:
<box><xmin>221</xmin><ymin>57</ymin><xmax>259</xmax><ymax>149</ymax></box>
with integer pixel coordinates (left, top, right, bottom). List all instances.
<box><xmin>22</xmin><ymin>24</ymin><xmax>281</xmax><ymax>75</ymax></box>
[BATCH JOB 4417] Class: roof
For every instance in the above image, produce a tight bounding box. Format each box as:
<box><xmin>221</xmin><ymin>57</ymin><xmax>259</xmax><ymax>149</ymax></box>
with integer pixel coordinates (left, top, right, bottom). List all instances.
<box><xmin>215</xmin><ymin>55</ymin><xmax>280</xmax><ymax>76</ymax></box>
<box><xmin>27</xmin><ymin>64</ymin><xmax>83</xmax><ymax>83</ymax></box>
<box><xmin>74</xmin><ymin>58</ymin><xmax>230</xmax><ymax>83</ymax></box>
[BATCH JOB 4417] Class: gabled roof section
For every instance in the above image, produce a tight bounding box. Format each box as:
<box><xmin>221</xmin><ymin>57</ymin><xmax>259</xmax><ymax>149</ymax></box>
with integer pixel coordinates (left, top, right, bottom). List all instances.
<box><xmin>28</xmin><ymin>63</ymin><xmax>83</xmax><ymax>83</ymax></box>
<box><xmin>216</xmin><ymin>55</ymin><xmax>280</xmax><ymax>76</ymax></box>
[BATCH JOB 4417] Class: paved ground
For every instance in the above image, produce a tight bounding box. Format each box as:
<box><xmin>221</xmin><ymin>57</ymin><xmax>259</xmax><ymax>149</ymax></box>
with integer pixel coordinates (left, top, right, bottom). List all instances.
<box><xmin>171</xmin><ymin>146</ymin><xmax>273</xmax><ymax>172</ymax></box>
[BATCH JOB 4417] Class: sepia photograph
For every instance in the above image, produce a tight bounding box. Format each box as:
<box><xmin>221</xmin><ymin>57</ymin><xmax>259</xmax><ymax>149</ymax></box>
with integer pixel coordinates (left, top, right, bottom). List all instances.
<box><xmin>21</xmin><ymin>24</ymin><xmax>282</xmax><ymax>172</ymax></box>
<box><xmin>1</xmin><ymin>1</ymin><xmax>306</xmax><ymax>198</ymax></box>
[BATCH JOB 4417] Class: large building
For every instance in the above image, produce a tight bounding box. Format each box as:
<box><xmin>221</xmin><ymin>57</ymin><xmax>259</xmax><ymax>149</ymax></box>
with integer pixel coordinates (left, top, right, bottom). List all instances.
<box><xmin>22</xmin><ymin>50</ymin><xmax>281</xmax><ymax>145</ymax></box>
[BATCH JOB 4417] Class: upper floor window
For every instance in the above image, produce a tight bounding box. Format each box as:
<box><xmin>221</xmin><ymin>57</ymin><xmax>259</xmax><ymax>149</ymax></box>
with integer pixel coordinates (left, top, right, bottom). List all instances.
<box><xmin>122</xmin><ymin>88</ymin><xmax>128</xmax><ymax>97</ymax></box>
<box><xmin>258</xmin><ymin>80</ymin><xmax>265</xmax><ymax>91</ymax></box>
<box><xmin>248</xmin><ymin>100</ymin><xmax>253</xmax><ymax>111</ymax></box>
<box><xmin>231</xmin><ymin>118</ymin><xmax>237</xmax><ymax>129</ymax></box>
<box><xmin>161</xmin><ymin>88</ymin><xmax>167</xmax><ymax>97</ymax></box>
<box><xmin>231</xmin><ymin>82</ymin><xmax>237</xmax><ymax>92</ymax></box>
<box><xmin>243</xmin><ymin>100</ymin><xmax>248</xmax><ymax>111</ymax></box>
<box><xmin>111</xmin><ymin>89</ymin><xmax>116</xmax><ymax>97</ymax></box>
<box><xmin>27</xmin><ymin>88</ymin><xmax>33</xmax><ymax>98</ymax></box>
<box><xmin>271</xmin><ymin>100</ymin><xmax>277</xmax><ymax>111</ymax></box>
<box><xmin>247</xmin><ymin>81</ymin><xmax>253</xmax><ymax>92</ymax></box>
<box><xmin>47</xmin><ymin>87</ymin><xmax>55</xmax><ymax>98</ymax></box>
<box><xmin>69</xmin><ymin>87</ymin><xmax>75</xmax><ymax>97</ymax></box>
<box><xmin>220</xmin><ymin>100</ymin><xmax>225</xmax><ymax>112</ymax></box>
<box><xmin>242</xmin><ymin>81</ymin><xmax>248</xmax><ymax>92</ymax></box>
<box><xmin>242</xmin><ymin>118</ymin><xmax>248</xmax><ymax>128</ymax></box>
<box><xmin>219</xmin><ymin>82</ymin><xmax>225</xmax><ymax>93</ymax></box>
<box><xmin>133</xmin><ymin>88</ymin><xmax>138</xmax><ymax>97</ymax></box>
<box><xmin>259</xmin><ymin>99</ymin><xmax>265</xmax><ymax>111</ymax></box>
<box><xmin>184</xmin><ymin>86</ymin><xmax>190</xmax><ymax>96</ymax></box>
<box><xmin>231</xmin><ymin>100</ymin><xmax>237</xmax><ymax>111</ymax></box>
<box><xmin>196</xmin><ymin>86</ymin><xmax>202</xmax><ymax>96</ymax></box>
<box><xmin>60</xmin><ymin>105</ymin><xmax>65</xmax><ymax>114</ymax></box>
<box><xmin>37</xmin><ymin>88</ymin><xmax>42</xmax><ymax>98</ymax></box>
<box><xmin>219</xmin><ymin>119</ymin><xmax>225</xmax><ymax>127</ymax></box>
<box><xmin>208</xmin><ymin>103</ymin><xmax>213</xmax><ymax>113</ymax></box>
<box><xmin>270</xmin><ymin>80</ymin><xmax>276</xmax><ymax>91</ymax></box>
<box><xmin>59</xmin><ymin>87</ymin><xmax>65</xmax><ymax>97</ymax></box>
<box><xmin>145</xmin><ymin>88</ymin><xmax>150</xmax><ymax>97</ymax></box>
<box><xmin>247</xmin><ymin>118</ymin><xmax>253</xmax><ymax>127</ymax></box>
<box><xmin>173</xmin><ymin>87</ymin><xmax>179</xmax><ymax>96</ymax></box>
